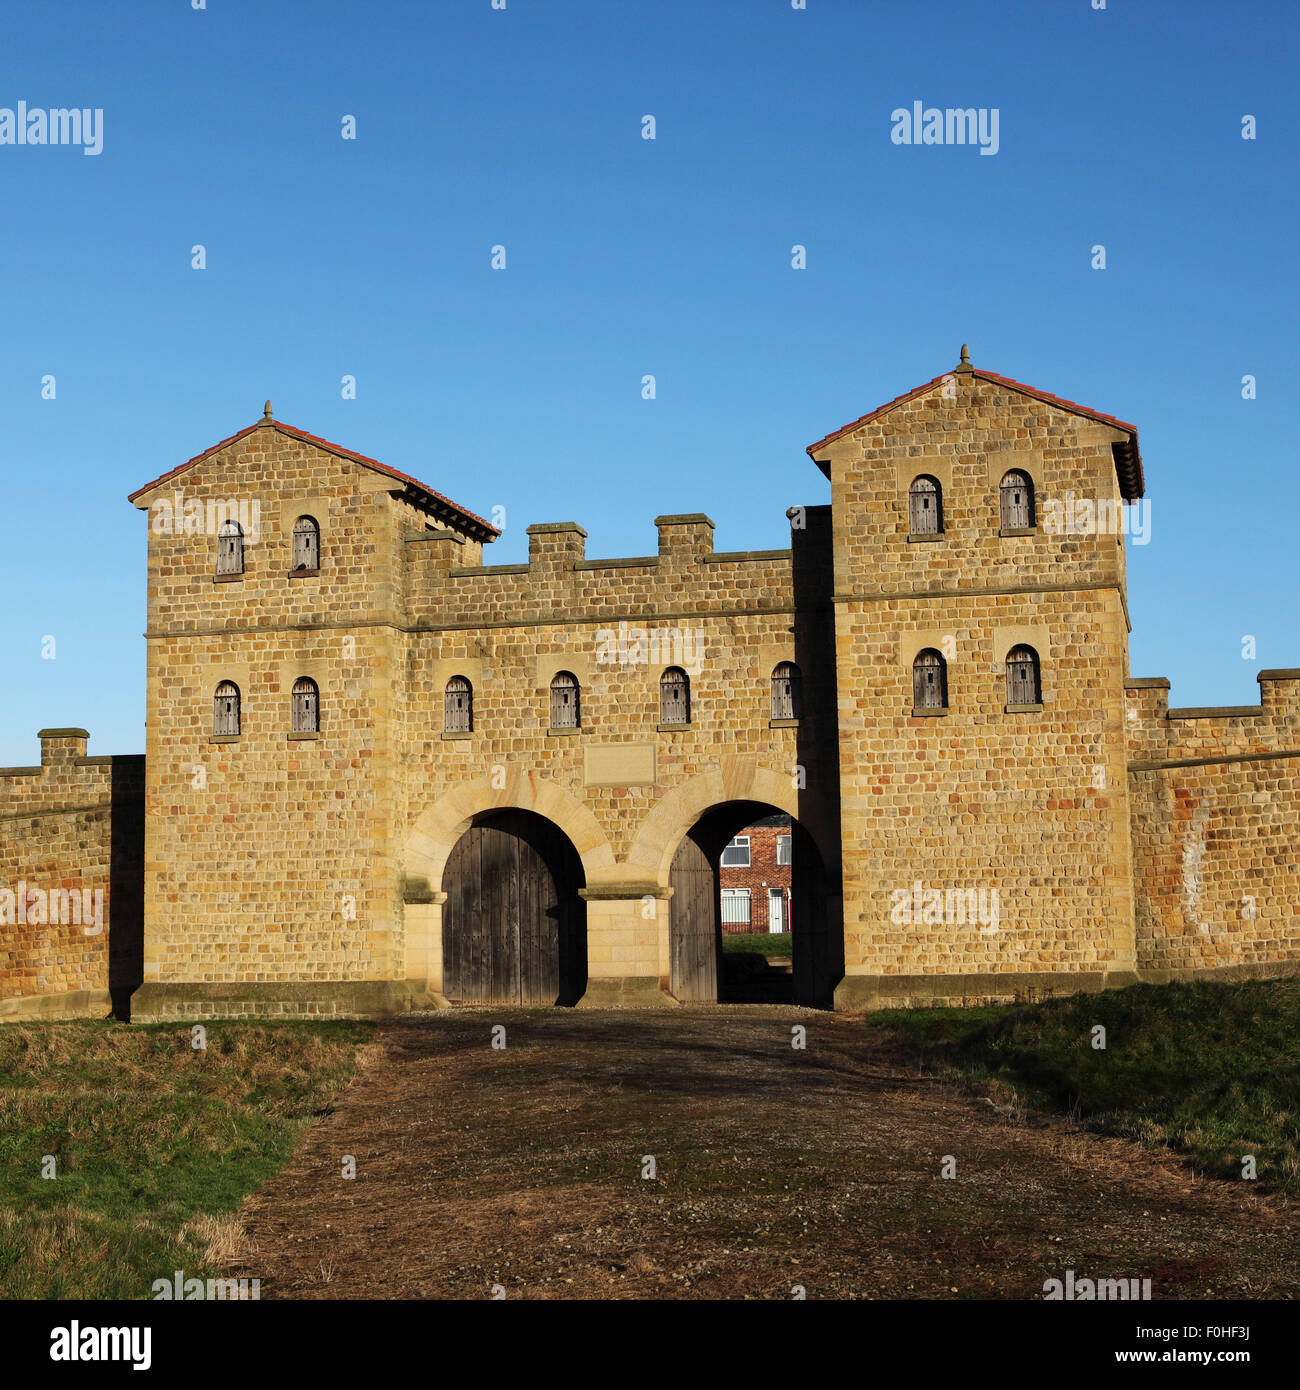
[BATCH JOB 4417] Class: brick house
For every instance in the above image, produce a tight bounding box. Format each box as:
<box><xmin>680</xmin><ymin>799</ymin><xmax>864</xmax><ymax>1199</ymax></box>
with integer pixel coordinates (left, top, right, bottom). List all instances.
<box><xmin>3</xmin><ymin>347</ymin><xmax>1299</xmax><ymax>1020</ymax></box>
<box><xmin>719</xmin><ymin>814</ymin><xmax>793</xmax><ymax>934</ymax></box>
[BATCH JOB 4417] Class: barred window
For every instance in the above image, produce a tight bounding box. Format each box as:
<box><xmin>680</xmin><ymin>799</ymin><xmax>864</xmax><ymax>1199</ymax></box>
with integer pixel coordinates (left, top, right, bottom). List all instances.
<box><xmin>912</xmin><ymin>648</ymin><xmax>948</xmax><ymax>710</ymax></box>
<box><xmin>292</xmin><ymin>515</ymin><xmax>320</xmax><ymax>572</ymax></box>
<box><xmin>1000</xmin><ymin>470</ymin><xmax>1035</xmax><ymax>529</ymax></box>
<box><xmin>771</xmin><ymin>661</ymin><xmax>801</xmax><ymax>720</ymax></box>
<box><xmin>214</xmin><ymin>681</ymin><xmax>241</xmax><ymax>736</ymax></box>
<box><xmin>217</xmin><ymin>519</ymin><xmax>244</xmax><ymax>575</ymax></box>
<box><xmin>908</xmin><ymin>475</ymin><xmax>942</xmax><ymax>535</ymax></box>
<box><xmin>660</xmin><ymin>667</ymin><xmax>690</xmax><ymax>724</ymax></box>
<box><xmin>291</xmin><ymin>677</ymin><xmax>319</xmax><ymax>734</ymax></box>
<box><xmin>445</xmin><ymin>675</ymin><xmax>472</xmax><ymax>733</ymax></box>
<box><xmin>550</xmin><ymin>671</ymin><xmax>579</xmax><ymax>729</ymax></box>
<box><xmin>1006</xmin><ymin>645</ymin><xmax>1041</xmax><ymax>706</ymax></box>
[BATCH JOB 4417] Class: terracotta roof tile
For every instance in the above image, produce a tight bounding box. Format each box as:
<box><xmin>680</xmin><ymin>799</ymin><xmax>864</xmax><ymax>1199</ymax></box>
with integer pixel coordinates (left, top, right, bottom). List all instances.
<box><xmin>806</xmin><ymin>365</ymin><xmax>1144</xmax><ymax>499</ymax></box>
<box><xmin>128</xmin><ymin>419</ymin><xmax>500</xmax><ymax>539</ymax></box>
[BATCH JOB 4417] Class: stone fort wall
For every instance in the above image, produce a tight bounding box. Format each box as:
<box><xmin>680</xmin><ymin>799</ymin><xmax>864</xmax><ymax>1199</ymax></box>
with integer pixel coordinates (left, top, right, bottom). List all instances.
<box><xmin>0</xmin><ymin>730</ymin><xmax>143</xmax><ymax>1019</ymax></box>
<box><xmin>1126</xmin><ymin>671</ymin><xmax>1300</xmax><ymax>977</ymax></box>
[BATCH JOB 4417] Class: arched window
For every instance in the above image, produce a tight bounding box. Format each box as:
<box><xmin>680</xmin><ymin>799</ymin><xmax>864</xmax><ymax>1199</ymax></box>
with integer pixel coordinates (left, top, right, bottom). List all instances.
<box><xmin>550</xmin><ymin>671</ymin><xmax>580</xmax><ymax>729</ymax></box>
<box><xmin>445</xmin><ymin>675</ymin><xmax>472</xmax><ymax>733</ymax></box>
<box><xmin>912</xmin><ymin>649</ymin><xmax>948</xmax><ymax>711</ymax></box>
<box><xmin>1006</xmin><ymin>645</ymin><xmax>1041</xmax><ymax>706</ymax></box>
<box><xmin>1000</xmin><ymin>470</ymin><xmax>1035</xmax><ymax>529</ymax></box>
<box><xmin>217</xmin><ymin>519</ymin><xmax>244</xmax><ymax>575</ymax></box>
<box><xmin>292</xmin><ymin>515</ymin><xmax>320</xmax><ymax>572</ymax></box>
<box><xmin>771</xmin><ymin>661</ymin><xmax>802</xmax><ymax>720</ymax></box>
<box><xmin>660</xmin><ymin>667</ymin><xmax>690</xmax><ymax>725</ymax></box>
<box><xmin>291</xmin><ymin>677</ymin><xmax>319</xmax><ymax>734</ymax></box>
<box><xmin>214</xmin><ymin>681</ymin><xmax>241</xmax><ymax>736</ymax></box>
<box><xmin>909</xmin><ymin>475</ymin><xmax>942</xmax><ymax>535</ymax></box>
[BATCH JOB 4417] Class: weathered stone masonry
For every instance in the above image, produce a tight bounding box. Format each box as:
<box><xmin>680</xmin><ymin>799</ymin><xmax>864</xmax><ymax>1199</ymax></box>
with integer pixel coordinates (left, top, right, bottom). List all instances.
<box><xmin>2</xmin><ymin>351</ymin><xmax>1296</xmax><ymax>1018</ymax></box>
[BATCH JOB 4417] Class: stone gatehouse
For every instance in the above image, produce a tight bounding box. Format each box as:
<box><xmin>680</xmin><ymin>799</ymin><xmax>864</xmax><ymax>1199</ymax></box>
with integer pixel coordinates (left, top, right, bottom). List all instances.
<box><xmin>3</xmin><ymin>348</ymin><xmax>1298</xmax><ymax>1020</ymax></box>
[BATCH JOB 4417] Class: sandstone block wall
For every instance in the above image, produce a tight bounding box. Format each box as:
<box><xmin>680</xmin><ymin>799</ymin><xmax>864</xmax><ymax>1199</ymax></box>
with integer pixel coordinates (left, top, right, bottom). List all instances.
<box><xmin>812</xmin><ymin>371</ymin><xmax>1140</xmax><ymax>1002</ymax></box>
<box><xmin>1127</xmin><ymin>672</ymin><xmax>1300</xmax><ymax>975</ymax></box>
<box><xmin>0</xmin><ymin>730</ymin><xmax>143</xmax><ymax>1018</ymax></box>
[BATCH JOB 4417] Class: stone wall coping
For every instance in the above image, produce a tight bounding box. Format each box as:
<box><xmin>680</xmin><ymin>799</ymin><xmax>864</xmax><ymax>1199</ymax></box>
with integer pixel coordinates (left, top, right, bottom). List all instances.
<box><xmin>574</xmin><ymin>556</ymin><xmax>660</xmax><ymax>571</ymax></box>
<box><xmin>1125</xmin><ymin>677</ymin><xmax>1170</xmax><ymax>689</ymax></box>
<box><xmin>701</xmin><ymin>549</ymin><xmax>791</xmax><ymax>565</ymax></box>
<box><xmin>1259</xmin><ymin>669</ymin><xmax>1300</xmax><ymax>681</ymax></box>
<box><xmin>406</xmin><ymin>531</ymin><xmax>465</xmax><ymax>546</ymax></box>
<box><xmin>654</xmin><ymin>513</ymin><xmax>715</xmax><ymax>528</ymax></box>
<box><xmin>449</xmin><ymin>564</ymin><xmax>529</xmax><ymax>577</ymax></box>
<box><xmin>0</xmin><ymin>765</ymin><xmax>42</xmax><ymax>777</ymax></box>
<box><xmin>38</xmin><ymin>728</ymin><xmax>90</xmax><ymax>739</ymax></box>
<box><xmin>525</xmin><ymin>522</ymin><xmax>588</xmax><ymax>537</ymax></box>
<box><xmin>1166</xmin><ymin>705</ymin><xmax>1262</xmax><ymax>719</ymax></box>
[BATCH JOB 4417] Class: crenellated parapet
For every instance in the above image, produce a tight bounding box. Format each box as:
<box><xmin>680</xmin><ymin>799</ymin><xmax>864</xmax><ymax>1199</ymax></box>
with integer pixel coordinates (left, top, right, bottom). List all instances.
<box><xmin>1126</xmin><ymin>670</ymin><xmax>1300</xmax><ymax>769</ymax></box>
<box><xmin>400</xmin><ymin>512</ymin><xmax>801</xmax><ymax>632</ymax></box>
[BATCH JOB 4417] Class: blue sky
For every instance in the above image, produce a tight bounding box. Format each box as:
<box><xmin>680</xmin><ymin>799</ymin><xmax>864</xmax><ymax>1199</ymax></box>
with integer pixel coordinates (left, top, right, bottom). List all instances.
<box><xmin>1</xmin><ymin>0</ymin><xmax>1296</xmax><ymax>761</ymax></box>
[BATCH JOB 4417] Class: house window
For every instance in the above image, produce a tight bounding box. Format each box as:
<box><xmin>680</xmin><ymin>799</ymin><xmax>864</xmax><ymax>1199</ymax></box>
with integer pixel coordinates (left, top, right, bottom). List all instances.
<box><xmin>1006</xmin><ymin>645</ymin><xmax>1042</xmax><ymax>706</ymax></box>
<box><xmin>776</xmin><ymin>834</ymin><xmax>792</xmax><ymax>866</ymax></box>
<box><xmin>1000</xmin><ymin>470</ymin><xmax>1035</xmax><ymax>529</ymax></box>
<box><xmin>213</xmin><ymin>681</ymin><xmax>240</xmax><ymax>736</ymax></box>
<box><xmin>771</xmin><ymin>661</ymin><xmax>801</xmax><ymax>719</ymax></box>
<box><xmin>913</xmin><ymin>648</ymin><xmax>948</xmax><ymax>710</ymax></box>
<box><xmin>909</xmin><ymin>475</ymin><xmax>943</xmax><ymax>535</ymax></box>
<box><xmin>217</xmin><ymin>519</ymin><xmax>244</xmax><ymax>575</ymax></box>
<box><xmin>721</xmin><ymin>888</ymin><xmax>751</xmax><ymax>927</ymax></box>
<box><xmin>550</xmin><ymin>671</ymin><xmax>580</xmax><ymax>729</ymax></box>
<box><xmin>660</xmin><ymin>667</ymin><xmax>690</xmax><ymax>724</ymax></box>
<box><xmin>291</xmin><ymin>677</ymin><xmax>319</xmax><ymax>734</ymax></box>
<box><xmin>445</xmin><ymin>675</ymin><xmax>472</xmax><ymax>733</ymax></box>
<box><xmin>292</xmin><ymin>515</ymin><xmax>320</xmax><ymax>572</ymax></box>
<box><xmin>721</xmin><ymin>835</ymin><xmax>751</xmax><ymax>868</ymax></box>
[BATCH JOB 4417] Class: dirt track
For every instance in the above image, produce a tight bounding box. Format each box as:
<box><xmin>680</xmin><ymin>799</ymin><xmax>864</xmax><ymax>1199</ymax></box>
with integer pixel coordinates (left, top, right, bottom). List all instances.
<box><xmin>232</xmin><ymin>1008</ymin><xmax>1300</xmax><ymax>1299</ymax></box>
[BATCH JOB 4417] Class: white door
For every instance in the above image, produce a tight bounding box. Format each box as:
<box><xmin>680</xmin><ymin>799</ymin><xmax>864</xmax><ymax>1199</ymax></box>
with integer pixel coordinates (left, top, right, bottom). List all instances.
<box><xmin>768</xmin><ymin>889</ymin><xmax>785</xmax><ymax>933</ymax></box>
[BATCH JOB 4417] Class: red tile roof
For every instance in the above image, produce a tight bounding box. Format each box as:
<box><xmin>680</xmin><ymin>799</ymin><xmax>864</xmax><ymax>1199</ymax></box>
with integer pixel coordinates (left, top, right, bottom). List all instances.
<box><xmin>128</xmin><ymin>418</ymin><xmax>501</xmax><ymax>539</ymax></box>
<box><xmin>806</xmin><ymin>365</ymin><xmax>1144</xmax><ymax>499</ymax></box>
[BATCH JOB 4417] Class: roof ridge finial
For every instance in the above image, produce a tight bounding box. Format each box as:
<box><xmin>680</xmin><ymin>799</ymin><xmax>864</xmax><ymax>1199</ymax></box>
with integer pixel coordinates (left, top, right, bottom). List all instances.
<box><xmin>263</xmin><ymin>400</ymin><xmax>274</xmax><ymax>422</ymax></box>
<box><xmin>955</xmin><ymin>343</ymin><xmax>973</xmax><ymax>373</ymax></box>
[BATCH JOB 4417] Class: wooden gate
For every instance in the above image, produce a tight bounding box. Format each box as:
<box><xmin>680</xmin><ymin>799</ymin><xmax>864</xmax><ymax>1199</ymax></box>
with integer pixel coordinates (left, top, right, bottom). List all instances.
<box><xmin>669</xmin><ymin>827</ymin><xmax>719</xmax><ymax>1001</ymax></box>
<box><xmin>441</xmin><ymin>810</ymin><xmax>586</xmax><ymax>1005</ymax></box>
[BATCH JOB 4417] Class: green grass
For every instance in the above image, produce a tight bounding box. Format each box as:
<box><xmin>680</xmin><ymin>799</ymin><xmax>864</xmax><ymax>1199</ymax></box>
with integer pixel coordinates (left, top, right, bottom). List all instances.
<box><xmin>0</xmin><ymin>1018</ymin><xmax>372</xmax><ymax>1298</ymax></box>
<box><xmin>720</xmin><ymin>931</ymin><xmax>792</xmax><ymax>957</ymax></box>
<box><xmin>870</xmin><ymin>978</ymin><xmax>1300</xmax><ymax>1194</ymax></box>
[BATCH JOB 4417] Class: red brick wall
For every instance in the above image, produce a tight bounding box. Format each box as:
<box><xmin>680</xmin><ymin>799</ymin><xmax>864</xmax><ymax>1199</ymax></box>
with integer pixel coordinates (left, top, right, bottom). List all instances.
<box><xmin>719</xmin><ymin>821</ymin><xmax>793</xmax><ymax>933</ymax></box>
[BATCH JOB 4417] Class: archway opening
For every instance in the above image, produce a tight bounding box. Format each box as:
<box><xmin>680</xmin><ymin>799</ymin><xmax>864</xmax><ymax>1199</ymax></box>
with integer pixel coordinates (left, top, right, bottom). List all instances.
<box><xmin>441</xmin><ymin>808</ymin><xmax>587</xmax><ymax>1006</ymax></box>
<box><xmin>668</xmin><ymin>800</ymin><xmax>835</xmax><ymax>1008</ymax></box>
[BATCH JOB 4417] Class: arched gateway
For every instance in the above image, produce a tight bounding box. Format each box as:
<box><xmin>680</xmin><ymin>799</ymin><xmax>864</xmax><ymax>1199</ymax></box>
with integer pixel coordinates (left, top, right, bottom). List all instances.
<box><xmin>441</xmin><ymin>810</ymin><xmax>587</xmax><ymax>1005</ymax></box>
<box><xmin>669</xmin><ymin>800</ymin><xmax>837</xmax><ymax>1008</ymax></box>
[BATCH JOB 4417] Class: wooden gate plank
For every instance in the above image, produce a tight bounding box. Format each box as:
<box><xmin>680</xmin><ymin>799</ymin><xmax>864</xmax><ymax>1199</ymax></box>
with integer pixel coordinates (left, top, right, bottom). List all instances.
<box><xmin>669</xmin><ymin>828</ymin><xmax>718</xmax><ymax>1001</ymax></box>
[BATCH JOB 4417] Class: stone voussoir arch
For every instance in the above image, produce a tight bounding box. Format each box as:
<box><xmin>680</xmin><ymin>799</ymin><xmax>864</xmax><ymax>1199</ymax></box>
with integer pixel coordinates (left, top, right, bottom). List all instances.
<box><xmin>626</xmin><ymin>756</ymin><xmax>808</xmax><ymax>888</ymax></box>
<box><xmin>405</xmin><ymin>766</ymin><xmax>616</xmax><ymax>892</ymax></box>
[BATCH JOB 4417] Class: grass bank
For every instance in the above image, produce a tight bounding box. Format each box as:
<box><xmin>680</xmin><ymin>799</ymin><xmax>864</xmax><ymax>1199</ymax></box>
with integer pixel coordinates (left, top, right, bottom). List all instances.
<box><xmin>0</xmin><ymin>1018</ymin><xmax>373</xmax><ymax>1298</ymax></box>
<box><xmin>870</xmin><ymin>977</ymin><xmax>1300</xmax><ymax>1195</ymax></box>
